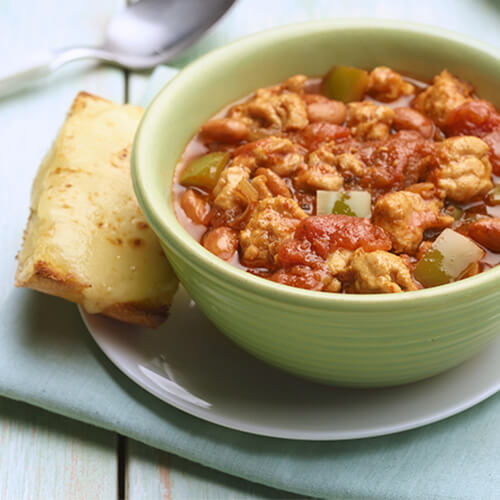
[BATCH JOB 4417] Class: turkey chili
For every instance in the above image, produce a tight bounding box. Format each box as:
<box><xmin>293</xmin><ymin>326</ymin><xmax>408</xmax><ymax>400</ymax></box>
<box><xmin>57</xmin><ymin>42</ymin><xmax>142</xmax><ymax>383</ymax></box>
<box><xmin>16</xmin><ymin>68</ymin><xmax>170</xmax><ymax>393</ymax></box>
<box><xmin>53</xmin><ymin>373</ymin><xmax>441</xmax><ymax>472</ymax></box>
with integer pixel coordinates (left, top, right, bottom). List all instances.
<box><xmin>173</xmin><ymin>66</ymin><xmax>500</xmax><ymax>293</ymax></box>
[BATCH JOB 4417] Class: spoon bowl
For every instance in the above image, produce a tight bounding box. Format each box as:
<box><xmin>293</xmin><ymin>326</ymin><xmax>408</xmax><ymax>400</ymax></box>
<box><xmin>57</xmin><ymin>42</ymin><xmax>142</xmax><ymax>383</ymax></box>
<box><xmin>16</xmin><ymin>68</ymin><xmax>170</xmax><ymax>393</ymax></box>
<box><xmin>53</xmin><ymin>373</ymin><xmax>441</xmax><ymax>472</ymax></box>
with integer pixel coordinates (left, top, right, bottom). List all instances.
<box><xmin>104</xmin><ymin>0</ymin><xmax>236</xmax><ymax>68</ymax></box>
<box><xmin>0</xmin><ymin>0</ymin><xmax>235</xmax><ymax>97</ymax></box>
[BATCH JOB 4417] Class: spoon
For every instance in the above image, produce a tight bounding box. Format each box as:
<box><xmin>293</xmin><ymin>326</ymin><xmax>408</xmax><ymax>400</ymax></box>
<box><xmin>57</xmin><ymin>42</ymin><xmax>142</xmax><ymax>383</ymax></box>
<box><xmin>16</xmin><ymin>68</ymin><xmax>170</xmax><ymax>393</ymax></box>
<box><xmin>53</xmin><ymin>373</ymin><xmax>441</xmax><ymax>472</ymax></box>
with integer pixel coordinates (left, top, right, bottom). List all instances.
<box><xmin>0</xmin><ymin>0</ymin><xmax>235</xmax><ymax>98</ymax></box>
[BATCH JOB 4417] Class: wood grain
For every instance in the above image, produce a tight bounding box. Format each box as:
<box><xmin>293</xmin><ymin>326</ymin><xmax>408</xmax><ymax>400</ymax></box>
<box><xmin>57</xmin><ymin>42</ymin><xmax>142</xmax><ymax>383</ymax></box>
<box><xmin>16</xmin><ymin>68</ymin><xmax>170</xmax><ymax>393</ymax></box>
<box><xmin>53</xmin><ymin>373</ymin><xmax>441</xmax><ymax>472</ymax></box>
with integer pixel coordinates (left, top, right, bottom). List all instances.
<box><xmin>0</xmin><ymin>1</ymin><xmax>123</xmax><ymax>499</ymax></box>
<box><xmin>125</xmin><ymin>439</ymin><xmax>307</xmax><ymax>500</ymax></box>
<box><xmin>0</xmin><ymin>398</ymin><xmax>117</xmax><ymax>500</ymax></box>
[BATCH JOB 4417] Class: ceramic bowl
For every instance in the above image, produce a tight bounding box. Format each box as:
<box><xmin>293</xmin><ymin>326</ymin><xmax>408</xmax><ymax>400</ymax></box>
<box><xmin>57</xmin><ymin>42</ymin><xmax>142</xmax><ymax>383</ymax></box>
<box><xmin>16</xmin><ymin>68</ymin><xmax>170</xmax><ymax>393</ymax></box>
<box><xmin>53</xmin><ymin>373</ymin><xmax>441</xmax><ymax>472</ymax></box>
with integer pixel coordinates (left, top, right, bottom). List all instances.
<box><xmin>132</xmin><ymin>20</ymin><xmax>500</xmax><ymax>387</ymax></box>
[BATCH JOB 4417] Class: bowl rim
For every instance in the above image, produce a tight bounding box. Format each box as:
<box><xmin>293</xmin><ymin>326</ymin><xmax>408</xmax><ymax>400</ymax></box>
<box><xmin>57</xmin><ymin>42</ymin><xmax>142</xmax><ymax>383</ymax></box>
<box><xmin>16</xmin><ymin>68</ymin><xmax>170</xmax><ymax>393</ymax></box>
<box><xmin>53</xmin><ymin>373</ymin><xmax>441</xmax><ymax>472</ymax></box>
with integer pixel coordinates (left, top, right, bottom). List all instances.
<box><xmin>132</xmin><ymin>19</ymin><xmax>500</xmax><ymax>309</ymax></box>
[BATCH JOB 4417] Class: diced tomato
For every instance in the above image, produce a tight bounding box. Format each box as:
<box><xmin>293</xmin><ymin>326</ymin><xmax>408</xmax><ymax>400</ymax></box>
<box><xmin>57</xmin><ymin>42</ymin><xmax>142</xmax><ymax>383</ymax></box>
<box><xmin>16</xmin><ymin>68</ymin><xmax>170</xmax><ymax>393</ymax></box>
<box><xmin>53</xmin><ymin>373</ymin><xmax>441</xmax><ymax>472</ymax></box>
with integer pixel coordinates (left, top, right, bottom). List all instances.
<box><xmin>445</xmin><ymin>100</ymin><xmax>500</xmax><ymax>137</ymax></box>
<box><xmin>294</xmin><ymin>214</ymin><xmax>392</xmax><ymax>259</ymax></box>
<box><xmin>277</xmin><ymin>238</ymin><xmax>321</xmax><ymax>267</ymax></box>
<box><xmin>358</xmin><ymin>130</ymin><xmax>434</xmax><ymax>192</ymax></box>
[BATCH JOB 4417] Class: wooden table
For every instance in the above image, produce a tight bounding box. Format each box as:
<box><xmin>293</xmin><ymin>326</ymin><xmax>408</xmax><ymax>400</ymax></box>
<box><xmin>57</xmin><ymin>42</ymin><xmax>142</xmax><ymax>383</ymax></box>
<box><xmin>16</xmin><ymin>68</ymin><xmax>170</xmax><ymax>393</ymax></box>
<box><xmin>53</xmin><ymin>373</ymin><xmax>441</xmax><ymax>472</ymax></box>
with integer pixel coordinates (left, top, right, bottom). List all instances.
<box><xmin>2</xmin><ymin>0</ymin><xmax>498</xmax><ymax>498</ymax></box>
<box><xmin>0</xmin><ymin>398</ymin><xmax>296</xmax><ymax>499</ymax></box>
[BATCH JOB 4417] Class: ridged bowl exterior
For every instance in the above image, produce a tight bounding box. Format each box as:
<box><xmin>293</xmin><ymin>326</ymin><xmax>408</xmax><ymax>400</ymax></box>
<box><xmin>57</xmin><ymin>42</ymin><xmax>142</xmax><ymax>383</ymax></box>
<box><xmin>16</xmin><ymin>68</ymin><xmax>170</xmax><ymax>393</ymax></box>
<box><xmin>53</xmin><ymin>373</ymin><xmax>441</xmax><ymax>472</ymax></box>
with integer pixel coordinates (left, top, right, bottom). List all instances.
<box><xmin>132</xmin><ymin>21</ymin><xmax>500</xmax><ymax>386</ymax></box>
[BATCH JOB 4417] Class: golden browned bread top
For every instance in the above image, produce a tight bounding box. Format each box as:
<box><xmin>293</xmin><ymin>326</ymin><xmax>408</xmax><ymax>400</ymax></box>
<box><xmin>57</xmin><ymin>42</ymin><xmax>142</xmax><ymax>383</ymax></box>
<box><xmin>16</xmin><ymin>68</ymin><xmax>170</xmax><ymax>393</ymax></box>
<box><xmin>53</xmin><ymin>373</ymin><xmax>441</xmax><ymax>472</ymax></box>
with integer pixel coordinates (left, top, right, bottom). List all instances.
<box><xmin>15</xmin><ymin>92</ymin><xmax>178</xmax><ymax>327</ymax></box>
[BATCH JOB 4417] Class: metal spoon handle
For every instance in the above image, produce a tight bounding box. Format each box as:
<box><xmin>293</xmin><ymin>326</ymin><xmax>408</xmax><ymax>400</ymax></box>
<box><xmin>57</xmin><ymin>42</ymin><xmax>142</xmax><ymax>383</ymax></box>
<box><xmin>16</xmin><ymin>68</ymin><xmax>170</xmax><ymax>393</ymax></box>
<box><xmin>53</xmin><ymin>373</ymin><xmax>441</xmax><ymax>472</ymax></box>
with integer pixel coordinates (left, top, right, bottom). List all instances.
<box><xmin>0</xmin><ymin>47</ymin><xmax>114</xmax><ymax>99</ymax></box>
<box><xmin>0</xmin><ymin>51</ymin><xmax>57</xmax><ymax>99</ymax></box>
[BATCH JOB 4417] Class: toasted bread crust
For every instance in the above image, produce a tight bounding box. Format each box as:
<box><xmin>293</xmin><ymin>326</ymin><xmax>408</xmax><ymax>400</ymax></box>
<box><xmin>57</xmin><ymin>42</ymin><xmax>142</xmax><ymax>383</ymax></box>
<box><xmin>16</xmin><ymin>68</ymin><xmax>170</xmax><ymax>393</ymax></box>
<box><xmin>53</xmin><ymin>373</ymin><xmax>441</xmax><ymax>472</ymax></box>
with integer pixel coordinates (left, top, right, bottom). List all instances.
<box><xmin>16</xmin><ymin>259</ymin><xmax>90</xmax><ymax>304</ymax></box>
<box><xmin>17</xmin><ymin>259</ymin><xmax>170</xmax><ymax>328</ymax></box>
<box><xmin>102</xmin><ymin>302</ymin><xmax>170</xmax><ymax>328</ymax></box>
<box><xmin>15</xmin><ymin>92</ymin><xmax>178</xmax><ymax>327</ymax></box>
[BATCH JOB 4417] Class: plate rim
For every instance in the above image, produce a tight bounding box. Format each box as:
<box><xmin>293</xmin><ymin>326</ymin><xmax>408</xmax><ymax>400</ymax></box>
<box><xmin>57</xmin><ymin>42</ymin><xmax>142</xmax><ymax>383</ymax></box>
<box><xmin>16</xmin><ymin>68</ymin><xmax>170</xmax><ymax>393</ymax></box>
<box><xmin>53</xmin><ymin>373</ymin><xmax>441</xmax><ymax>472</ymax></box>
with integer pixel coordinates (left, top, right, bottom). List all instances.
<box><xmin>80</xmin><ymin>306</ymin><xmax>500</xmax><ymax>441</ymax></box>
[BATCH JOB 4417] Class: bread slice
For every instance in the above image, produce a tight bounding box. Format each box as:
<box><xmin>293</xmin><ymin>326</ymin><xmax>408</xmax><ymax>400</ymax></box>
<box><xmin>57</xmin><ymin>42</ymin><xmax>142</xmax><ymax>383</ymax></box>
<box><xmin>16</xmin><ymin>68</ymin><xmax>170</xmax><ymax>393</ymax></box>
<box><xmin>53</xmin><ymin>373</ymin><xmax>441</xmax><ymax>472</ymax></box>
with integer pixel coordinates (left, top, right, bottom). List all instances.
<box><xmin>15</xmin><ymin>92</ymin><xmax>178</xmax><ymax>328</ymax></box>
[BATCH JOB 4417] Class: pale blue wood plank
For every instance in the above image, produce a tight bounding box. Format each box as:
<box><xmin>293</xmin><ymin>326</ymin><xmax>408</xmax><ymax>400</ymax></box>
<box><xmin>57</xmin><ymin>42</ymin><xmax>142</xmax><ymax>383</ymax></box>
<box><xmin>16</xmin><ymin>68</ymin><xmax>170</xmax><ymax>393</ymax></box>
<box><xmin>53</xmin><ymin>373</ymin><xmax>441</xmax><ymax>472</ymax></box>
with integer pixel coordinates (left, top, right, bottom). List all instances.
<box><xmin>0</xmin><ymin>0</ymin><xmax>125</xmax><ymax>498</ymax></box>
<box><xmin>126</xmin><ymin>439</ymin><xmax>310</xmax><ymax>500</ymax></box>
<box><xmin>169</xmin><ymin>0</ymin><xmax>499</xmax><ymax>67</ymax></box>
<box><xmin>0</xmin><ymin>397</ymin><xmax>117</xmax><ymax>500</ymax></box>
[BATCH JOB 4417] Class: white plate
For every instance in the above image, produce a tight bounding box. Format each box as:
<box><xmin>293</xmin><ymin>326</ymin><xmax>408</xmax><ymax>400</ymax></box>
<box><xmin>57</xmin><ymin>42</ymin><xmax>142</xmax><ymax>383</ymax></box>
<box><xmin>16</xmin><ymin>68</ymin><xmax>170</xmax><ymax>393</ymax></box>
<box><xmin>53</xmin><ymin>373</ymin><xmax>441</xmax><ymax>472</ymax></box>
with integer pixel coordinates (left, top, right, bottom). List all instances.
<box><xmin>81</xmin><ymin>288</ymin><xmax>500</xmax><ymax>441</ymax></box>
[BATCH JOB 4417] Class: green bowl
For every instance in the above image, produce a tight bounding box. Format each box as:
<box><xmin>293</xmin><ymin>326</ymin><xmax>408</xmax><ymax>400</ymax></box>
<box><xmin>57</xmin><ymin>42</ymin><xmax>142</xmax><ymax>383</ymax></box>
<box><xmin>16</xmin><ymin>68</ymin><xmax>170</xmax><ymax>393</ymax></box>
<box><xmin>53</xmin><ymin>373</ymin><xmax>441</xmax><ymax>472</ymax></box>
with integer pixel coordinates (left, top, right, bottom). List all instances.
<box><xmin>132</xmin><ymin>20</ymin><xmax>500</xmax><ymax>387</ymax></box>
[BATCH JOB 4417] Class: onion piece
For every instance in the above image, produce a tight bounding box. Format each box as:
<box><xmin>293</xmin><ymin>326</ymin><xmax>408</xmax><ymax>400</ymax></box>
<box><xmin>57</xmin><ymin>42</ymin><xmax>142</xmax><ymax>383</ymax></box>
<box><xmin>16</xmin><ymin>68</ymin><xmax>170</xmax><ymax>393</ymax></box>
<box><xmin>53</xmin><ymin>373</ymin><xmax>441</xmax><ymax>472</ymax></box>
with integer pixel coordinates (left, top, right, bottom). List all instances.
<box><xmin>235</xmin><ymin>178</ymin><xmax>259</xmax><ymax>205</ymax></box>
<box><xmin>316</xmin><ymin>190</ymin><xmax>371</xmax><ymax>218</ymax></box>
<box><xmin>487</xmin><ymin>185</ymin><xmax>500</xmax><ymax>205</ymax></box>
<box><xmin>414</xmin><ymin>228</ymin><xmax>484</xmax><ymax>287</ymax></box>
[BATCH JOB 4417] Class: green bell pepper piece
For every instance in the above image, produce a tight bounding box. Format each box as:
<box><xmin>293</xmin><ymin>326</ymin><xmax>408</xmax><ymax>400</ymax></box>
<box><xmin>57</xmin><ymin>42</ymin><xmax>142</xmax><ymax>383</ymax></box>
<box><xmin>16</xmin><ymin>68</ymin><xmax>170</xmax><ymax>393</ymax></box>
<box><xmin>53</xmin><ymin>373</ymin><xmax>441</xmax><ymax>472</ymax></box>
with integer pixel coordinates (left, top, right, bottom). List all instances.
<box><xmin>321</xmin><ymin>65</ymin><xmax>369</xmax><ymax>103</ymax></box>
<box><xmin>414</xmin><ymin>248</ymin><xmax>451</xmax><ymax>288</ymax></box>
<box><xmin>179</xmin><ymin>152</ymin><xmax>230</xmax><ymax>191</ymax></box>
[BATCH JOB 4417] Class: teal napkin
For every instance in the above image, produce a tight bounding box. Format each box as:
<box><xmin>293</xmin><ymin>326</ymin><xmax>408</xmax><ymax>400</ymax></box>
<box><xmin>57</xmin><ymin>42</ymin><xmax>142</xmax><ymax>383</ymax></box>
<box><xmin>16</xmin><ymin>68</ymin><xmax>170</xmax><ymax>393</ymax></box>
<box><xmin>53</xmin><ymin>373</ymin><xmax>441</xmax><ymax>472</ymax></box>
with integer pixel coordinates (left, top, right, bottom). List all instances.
<box><xmin>2</xmin><ymin>289</ymin><xmax>500</xmax><ymax>500</ymax></box>
<box><xmin>2</xmin><ymin>2</ymin><xmax>500</xmax><ymax>498</ymax></box>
